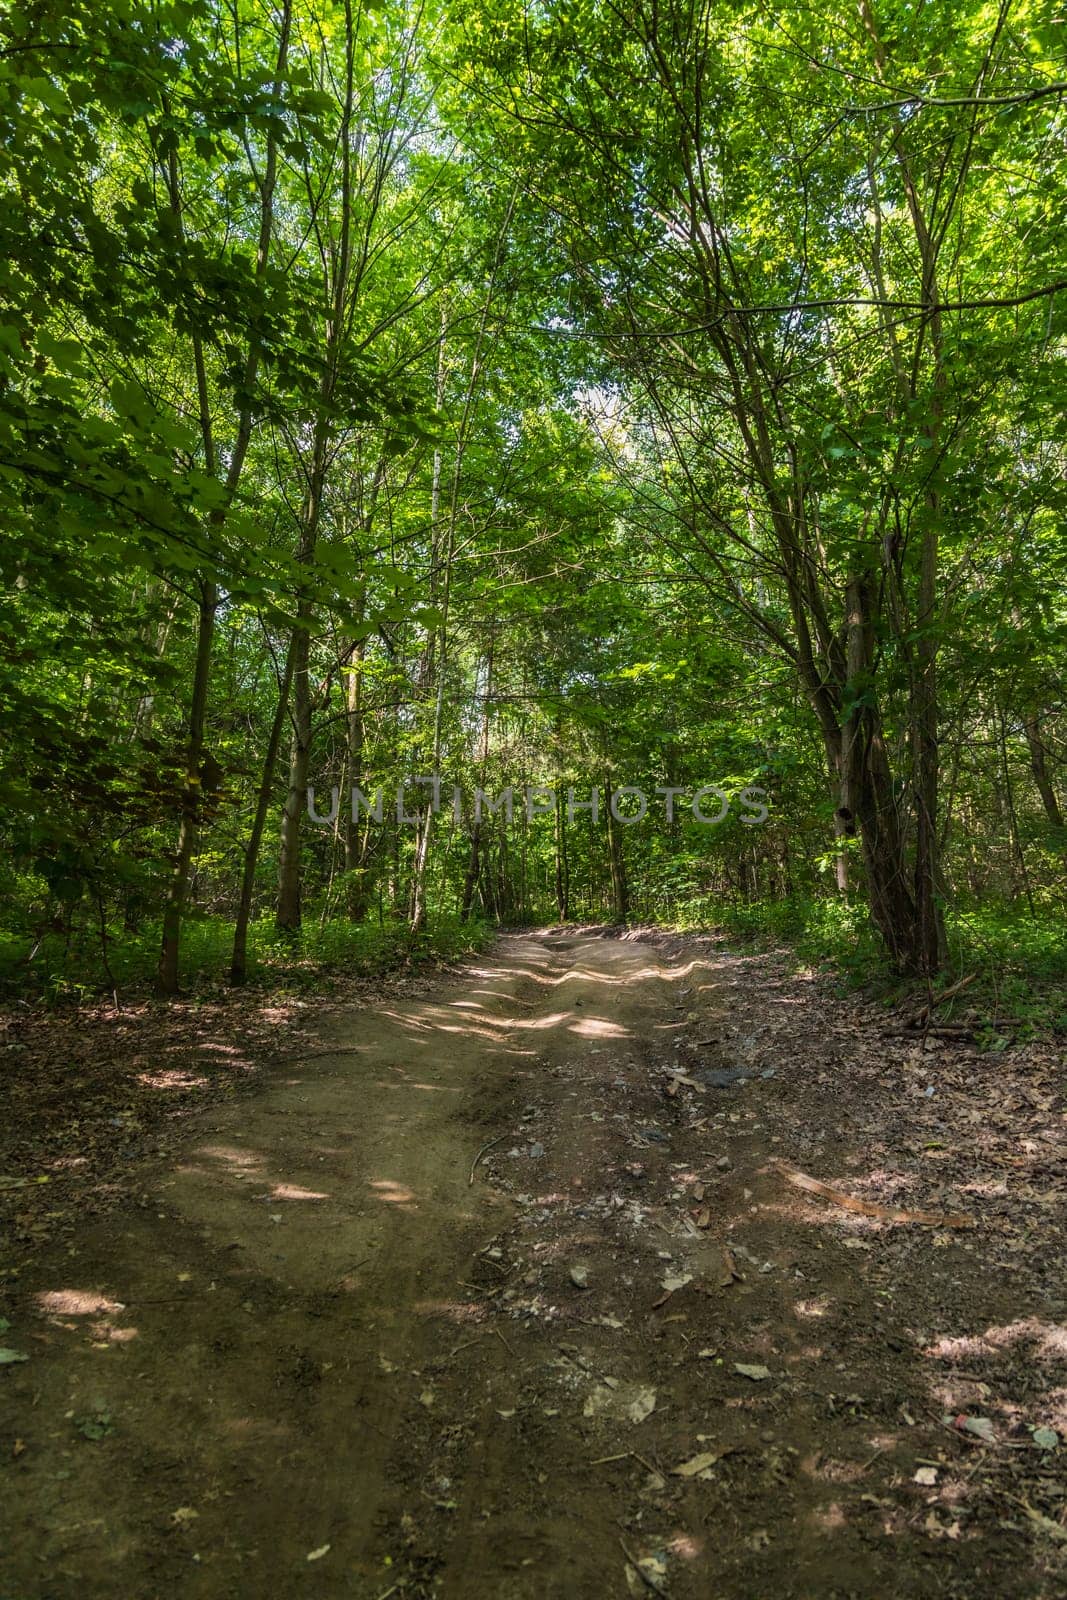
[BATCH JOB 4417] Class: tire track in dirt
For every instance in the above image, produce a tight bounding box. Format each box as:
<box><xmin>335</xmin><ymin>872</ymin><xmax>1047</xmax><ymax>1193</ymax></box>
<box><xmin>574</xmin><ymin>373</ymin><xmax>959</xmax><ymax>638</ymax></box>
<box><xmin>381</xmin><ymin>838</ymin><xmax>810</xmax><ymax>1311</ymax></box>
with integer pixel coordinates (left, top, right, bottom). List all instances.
<box><xmin>2</xmin><ymin>938</ymin><xmax>552</xmax><ymax>1596</ymax></box>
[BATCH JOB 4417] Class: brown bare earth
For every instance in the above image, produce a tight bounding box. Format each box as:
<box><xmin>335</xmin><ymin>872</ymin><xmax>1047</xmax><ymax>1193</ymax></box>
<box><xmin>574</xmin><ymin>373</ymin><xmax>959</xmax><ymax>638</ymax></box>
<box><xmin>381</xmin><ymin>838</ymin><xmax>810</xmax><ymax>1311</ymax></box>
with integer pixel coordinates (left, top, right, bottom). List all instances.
<box><xmin>2</xmin><ymin>929</ymin><xmax>1066</xmax><ymax>1598</ymax></box>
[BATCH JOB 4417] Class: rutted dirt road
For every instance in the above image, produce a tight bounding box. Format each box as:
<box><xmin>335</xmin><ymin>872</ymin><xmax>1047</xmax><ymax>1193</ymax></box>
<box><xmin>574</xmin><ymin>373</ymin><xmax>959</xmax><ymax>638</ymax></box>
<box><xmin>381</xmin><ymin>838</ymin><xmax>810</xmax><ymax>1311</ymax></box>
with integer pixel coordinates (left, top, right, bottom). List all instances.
<box><xmin>3</xmin><ymin>931</ymin><xmax>1065</xmax><ymax>1598</ymax></box>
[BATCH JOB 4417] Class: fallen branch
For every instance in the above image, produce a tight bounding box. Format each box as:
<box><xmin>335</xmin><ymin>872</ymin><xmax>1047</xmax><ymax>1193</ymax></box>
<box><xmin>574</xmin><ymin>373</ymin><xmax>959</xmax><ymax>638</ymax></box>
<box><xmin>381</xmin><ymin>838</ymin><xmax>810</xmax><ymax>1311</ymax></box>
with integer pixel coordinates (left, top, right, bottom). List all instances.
<box><xmin>773</xmin><ymin>1161</ymin><xmax>973</xmax><ymax>1228</ymax></box>
<box><xmin>447</xmin><ymin>1334</ymin><xmax>486</xmax><ymax>1358</ymax></box>
<box><xmin>469</xmin><ymin>1133</ymin><xmax>509</xmax><ymax>1185</ymax></box>
<box><xmin>494</xmin><ymin>1326</ymin><xmax>518</xmax><ymax>1358</ymax></box>
<box><xmin>882</xmin><ymin>1024</ymin><xmax>974</xmax><ymax>1040</ymax></box>
<box><xmin>906</xmin><ymin>973</ymin><xmax>977</xmax><ymax>1029</ymax></box>
<box><xmin>290</xmin><ymin>1047</ymin><xmax>368</xmax><ymax>1059</ymax></box>
<box><xmin>594</xmin><ymin>1449</ymin><xmax>660</xmax><ymax>1472</ymax></box>
<box><xmin>1001</xmin><ymin>1492</ymin><xmax>1067</xmax><ymax>1543</ymax></box>
<box><xmin>661</xmin><ymin>1068</ymin><xmax>703</xmax><ymax>1090</ymax></box>
<box><xmin>618</xmin><ymin>1536</ymin><xmax>668</xmax><ymax>1597</ymax></box>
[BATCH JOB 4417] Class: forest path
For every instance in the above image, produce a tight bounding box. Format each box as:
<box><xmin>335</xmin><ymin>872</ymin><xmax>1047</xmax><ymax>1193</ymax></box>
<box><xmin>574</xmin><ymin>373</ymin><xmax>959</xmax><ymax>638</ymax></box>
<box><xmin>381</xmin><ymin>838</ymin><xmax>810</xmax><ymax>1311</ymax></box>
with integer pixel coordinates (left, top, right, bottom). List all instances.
<box><xmin>3</xmin><ymin>932</ymin><xmax>1061</xmax><ymax>1599</ymax></box>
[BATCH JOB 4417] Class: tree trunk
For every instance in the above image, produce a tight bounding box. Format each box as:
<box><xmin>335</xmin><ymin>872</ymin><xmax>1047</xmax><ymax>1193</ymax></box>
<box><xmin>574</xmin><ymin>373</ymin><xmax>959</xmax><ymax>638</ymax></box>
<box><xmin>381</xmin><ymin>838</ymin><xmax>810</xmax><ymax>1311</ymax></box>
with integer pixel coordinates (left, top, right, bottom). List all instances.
<box><xmin>158</xmin><ymin>577</ymin><xmax>217</xmax><ymax>992</ymax></box>
<box><xmin>409</xmin><ymin>786</ymin><xmax>434</xmax><ymax>937</ymax></box>
<box><xmin>1023</xmin><ymin>712</ymin><xmax>1064</xmax><ymax>830</ymax></box>
<box><xmin>155</xmin><ymin>1</ymin><xmax>291</xmax><ymax>992</ymax></box>
<box><xmin>555</xmin><ymin>785</ymin><xmax>570</xmax><ymax>921</ymax></box>
<box><xmin>1001</xmin><ymin>704</ymin><xmax>1036</xmax><ymax>917</ymax></box>
<box><xmin>230</xmin><ymin>639</ymin><xmax>296</xmax><ymax>983</ymax></box>
<box><xmin>838</xmin><ymin>571</ymin><xmax>930</xmax><ymax>973</ymax></box>
<box><xmin>274</xmin><ymin>3</ymin><xmax>358</xmax><ymax>931</ymax></box>
<box><xmin>409</xmin><ymin>309</ymin><xmax>450</xmax><ymax>938</ymax></box>
<box><xmin>861</xmin><ymin>0</ymin><xmax>947</xmax><ymax>976</ymax></box>
<box><xmin>910</xmin><ymin>461</ymin><xmax>947</xmax><ymax>974</ymax></box>
<box><xmin>605</xmin><ymin>782</ymin><xmax>628</xmax><ymax>922</ymax></box>
<box><xmin>461</xmin><ymin>642</ymin><xmax>494</xmax><ymax>921</ymax></box>
<box><xmin>342</xmin><ymin>458</ymin><xmax>385</xmax><ymax>921</ymax></box>
<box><xmin>276</xmin><ymin>614</ymin><xmax>312</xmax><ymax>931</ymax></box>
<box><xmin>343</xmin><ymin>635</ymin><xmax>371</xmax><ymax>921</ymax></box>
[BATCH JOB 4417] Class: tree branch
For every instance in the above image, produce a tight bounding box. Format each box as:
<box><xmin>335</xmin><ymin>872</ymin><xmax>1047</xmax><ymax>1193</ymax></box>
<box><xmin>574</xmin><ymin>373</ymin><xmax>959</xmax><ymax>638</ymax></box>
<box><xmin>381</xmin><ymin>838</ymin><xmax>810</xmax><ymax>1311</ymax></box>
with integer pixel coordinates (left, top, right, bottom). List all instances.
<box><xmin>536</xmin><ymin>279</ymin><xmax>1067</xmax><ymax>340</ymax></box>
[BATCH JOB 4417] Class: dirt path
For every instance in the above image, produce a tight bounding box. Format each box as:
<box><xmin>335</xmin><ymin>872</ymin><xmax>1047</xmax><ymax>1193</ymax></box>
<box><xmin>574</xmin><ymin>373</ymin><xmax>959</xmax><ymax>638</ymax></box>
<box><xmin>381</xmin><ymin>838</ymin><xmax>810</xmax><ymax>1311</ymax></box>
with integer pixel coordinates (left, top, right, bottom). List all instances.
<box><xmin>3</xmin><ymin>932</ymin><xmax>1064</xmax><ymax>1598</ymax></box>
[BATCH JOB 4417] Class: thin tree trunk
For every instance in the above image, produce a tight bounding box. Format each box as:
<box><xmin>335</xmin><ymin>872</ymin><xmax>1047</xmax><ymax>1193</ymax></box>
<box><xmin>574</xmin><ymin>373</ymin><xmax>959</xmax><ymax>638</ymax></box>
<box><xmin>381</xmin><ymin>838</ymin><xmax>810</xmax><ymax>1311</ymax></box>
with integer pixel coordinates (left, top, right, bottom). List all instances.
<box><xmin>461</xmin><ymin>641</ymin><xmax>495</xmax><ymax>920</ymax></box>
<box><xmin>605</xmin><ymin>779</ymin><xmax>628</xmax><ymax>922</ymax></box>
<box><xmin>555</xmin><ymin>783</ymin><xmax>570</xmax><ymax>920</ymax></box>
<box><xmin>276</xmin><ymin>616</ymin><xmax>313</xmax><ymax>930</ymax></box>
<box><xmin>275</xmin><ymin>5</ymin><xmax>358</xmax><ymax>931</ymax></box>
<box><xmin>158</xmin><ymin>577</ymin><xmax>217</xmax><ymax>993</ymax></box>
<box><xmin>342</xmin><ymin>459</ymin><xmax>386</xmax><ymax>921</ymax></box>
<box><xmin>156</xmin><ymin>0</ymin><xmax>291</xmax><ymax>992</ymax></box>
<box><xmin>410</xmin><ymin>308</ymin><xmax>451</xmax><ymax>936</ymax></box>
<box><xmin>1023</xmin><ymin>713</ymin><xmax>1064</xmax><ymax>829</ymax></box>
<box><xmin>1001</xmin><ymin>704</ymin><xmax>1037</xmax><ymax>917</ymax></box>
<box><xmin>343</xmin><ymin>635</ymin><xmax>370</xmax><ymax>920</ymax></box>
<box><xmin>230</xmin><ymin>639</ymin><xmax>296</xmax><ymax>983</ymax></box>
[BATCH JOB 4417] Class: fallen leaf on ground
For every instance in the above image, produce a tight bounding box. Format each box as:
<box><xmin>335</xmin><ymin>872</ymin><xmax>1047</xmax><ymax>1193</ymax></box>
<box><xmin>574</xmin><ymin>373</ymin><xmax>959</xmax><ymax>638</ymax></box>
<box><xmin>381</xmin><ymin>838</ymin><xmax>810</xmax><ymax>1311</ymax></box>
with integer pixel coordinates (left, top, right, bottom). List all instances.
<box><xmin>662</xmin><ymin>1272</ymin><xmax>692</xmax><ymax>1293</ymax></box>
<box><xmin>584</xmin><ymin>1382</ymin><xmax>657</xmax><ymax>1424</ymax></box>
<box><xmin>734</xmin><ymin>1362</ymin><xmax>771</xmax><ymax>1381</ymax></box>
<box><xmin>954</xmin><ymin>1414</ymin><xmax>996</xmax><ymax>1443</ymax></box>
<box><xmin>924</xmin><ymin>1513</ymin><xmax>961</xmax><ymax>1541</ymax></box>
<box><xmin>1016</xmin><ymin>1504</ymin><xmax>1067</xmax><ymax>1543</ymax></box>
<box><xmin>719</xmin><ymin>1248</ymin><xmax>741</xmax><ymax>1286</ymax></box>
<box><xmin>306</xmin><ymin>1544</ymin><xmax>330</xmax><ymax>1562</ymax></box>
<box><xmin>672</xmin><ymin>1450</ymin><xmax>724</xmax><ymax>1477</ymax></box>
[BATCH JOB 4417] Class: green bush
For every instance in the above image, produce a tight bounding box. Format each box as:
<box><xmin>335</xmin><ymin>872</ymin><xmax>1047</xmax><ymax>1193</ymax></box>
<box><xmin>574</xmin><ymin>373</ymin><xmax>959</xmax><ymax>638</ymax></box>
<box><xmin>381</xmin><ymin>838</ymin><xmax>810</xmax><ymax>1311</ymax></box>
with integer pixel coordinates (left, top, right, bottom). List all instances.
<box><xmin>663</xmin><ymin>894</ymin><xmax>1066</xmax><ymax>1034</ymax></box>
<box><xmin>0</xmin><ymin>911</ymin><xmax>494</xmax><ymax>1004</ymax></box>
